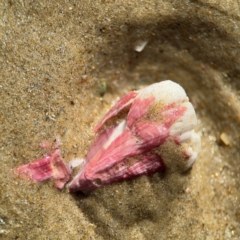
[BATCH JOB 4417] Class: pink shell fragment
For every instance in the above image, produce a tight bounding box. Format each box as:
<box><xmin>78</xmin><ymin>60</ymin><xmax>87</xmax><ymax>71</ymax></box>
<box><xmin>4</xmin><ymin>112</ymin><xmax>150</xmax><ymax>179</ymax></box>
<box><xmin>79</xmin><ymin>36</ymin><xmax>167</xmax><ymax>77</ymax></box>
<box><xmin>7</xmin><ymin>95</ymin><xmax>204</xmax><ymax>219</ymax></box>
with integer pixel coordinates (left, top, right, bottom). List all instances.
<box><xmin>15</xmin><ymin>80</ymin><xmax>201</xmax><ymax>193</ymax></box>
<box><xmin>70</xmin><ymin>152</ymin><xmax>165</xmax><ymax>193</ymax></box>
<box><xmin>15</xmin><ymin>149</ymin><xmax>71</xmax><ymax>190</ymax></box>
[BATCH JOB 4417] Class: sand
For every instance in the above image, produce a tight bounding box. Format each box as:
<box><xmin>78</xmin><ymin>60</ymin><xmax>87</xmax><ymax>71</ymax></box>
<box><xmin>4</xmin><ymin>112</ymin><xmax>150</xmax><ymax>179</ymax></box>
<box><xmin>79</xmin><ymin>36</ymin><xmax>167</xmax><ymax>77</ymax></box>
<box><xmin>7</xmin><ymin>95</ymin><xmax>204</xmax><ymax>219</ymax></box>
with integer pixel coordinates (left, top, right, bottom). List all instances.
<box><xmin>1</xmin><ymin>0</ymin><xmax>240</xmax><ymax>239</ymax></box>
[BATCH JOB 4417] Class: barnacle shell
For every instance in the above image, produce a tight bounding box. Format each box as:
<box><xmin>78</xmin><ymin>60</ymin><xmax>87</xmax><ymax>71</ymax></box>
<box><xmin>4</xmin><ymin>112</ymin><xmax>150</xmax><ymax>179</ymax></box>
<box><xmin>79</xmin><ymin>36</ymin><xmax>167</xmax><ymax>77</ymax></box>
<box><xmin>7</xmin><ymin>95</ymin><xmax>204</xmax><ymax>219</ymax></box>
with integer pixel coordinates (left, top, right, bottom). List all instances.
<box><xmin>15</xmin><ymin>80</ymin><xmax>201</xmax><ymax>193</ymax></box>
<box><xmin>69</xmin><ymin>80</ymin><xmax>201</xmax><ymax>193</ymax></box>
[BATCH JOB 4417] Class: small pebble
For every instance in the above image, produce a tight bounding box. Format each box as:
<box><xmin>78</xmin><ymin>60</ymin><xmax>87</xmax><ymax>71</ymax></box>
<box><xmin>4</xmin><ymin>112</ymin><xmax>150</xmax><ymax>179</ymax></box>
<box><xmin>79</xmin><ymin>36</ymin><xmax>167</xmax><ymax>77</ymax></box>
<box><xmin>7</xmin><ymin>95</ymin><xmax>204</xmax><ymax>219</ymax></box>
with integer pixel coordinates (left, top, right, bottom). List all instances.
<box><xmin>220</xmin><ymin>132</ymin><xmax>231</xmax><ymax>146</ymax></box>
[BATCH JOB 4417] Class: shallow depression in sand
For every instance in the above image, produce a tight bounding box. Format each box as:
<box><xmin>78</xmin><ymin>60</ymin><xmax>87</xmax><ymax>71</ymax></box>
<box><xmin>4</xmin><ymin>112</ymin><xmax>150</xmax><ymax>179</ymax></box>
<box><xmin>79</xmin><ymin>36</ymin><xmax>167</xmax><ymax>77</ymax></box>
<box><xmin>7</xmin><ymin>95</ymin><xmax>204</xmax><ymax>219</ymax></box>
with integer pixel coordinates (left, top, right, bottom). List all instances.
<box><xmin>1</xmin><ymin>1</ymin><xmax>240</xmax><ymax>239</ymax></box>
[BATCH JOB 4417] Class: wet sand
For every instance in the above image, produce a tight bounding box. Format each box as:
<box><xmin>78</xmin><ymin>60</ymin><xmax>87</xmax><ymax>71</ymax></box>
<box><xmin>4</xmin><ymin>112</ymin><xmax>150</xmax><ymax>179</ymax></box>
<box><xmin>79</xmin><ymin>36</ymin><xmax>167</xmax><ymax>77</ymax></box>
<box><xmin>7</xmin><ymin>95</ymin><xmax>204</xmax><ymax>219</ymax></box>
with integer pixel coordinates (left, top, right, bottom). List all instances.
<box><xmin>1</xmin><ymin>1</ymin><xmax>240</xmax><ymax>239</ymax></box>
